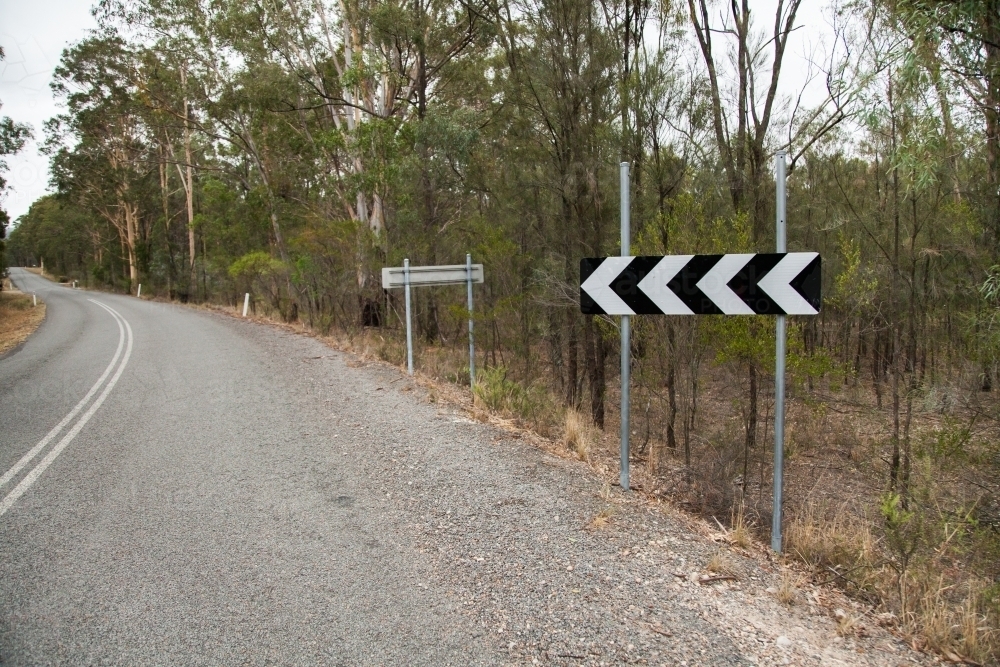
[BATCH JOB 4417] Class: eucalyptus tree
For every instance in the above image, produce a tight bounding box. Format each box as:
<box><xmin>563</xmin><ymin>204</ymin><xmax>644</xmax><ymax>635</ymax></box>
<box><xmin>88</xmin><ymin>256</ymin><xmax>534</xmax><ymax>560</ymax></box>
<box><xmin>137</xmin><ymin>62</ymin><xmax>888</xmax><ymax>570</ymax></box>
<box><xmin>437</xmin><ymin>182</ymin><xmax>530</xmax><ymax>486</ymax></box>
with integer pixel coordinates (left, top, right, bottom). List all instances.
<box><xmin>892</xmin><ymin>0</ymin><xmax>1000</xmax><ymax>259</ymax></box>
<box><xmin>97</xmin><ymin>0</ymin><xmax>297</xmax><ymax>303</ymax></box>
<box><xmin>684</xmin><ymin>0</ymin><xmax>858</xmax><ymax>492</ymax></box>
<box><xmin>491</xmin><ymin>0</ymin><xmax>621</xmax><ymax>425</ymax></box>
<box><xmin>98</xmin><ymin>0</ymin><xmax>490</xmax><ymax>319</ymax></box>
<box><xmin>839</xmin><ymin>0</ymin><xmax>994</xmax><ymax>498</ymax></box>
<box><xmin>46</xmin><ymin>36</ymin><xmax>155</xmax><ymax>290</ymax></box>
<box><xmin>6</xmin><ymin>196</ymin><xmax>101</xmax><ymax>278</ymax></box>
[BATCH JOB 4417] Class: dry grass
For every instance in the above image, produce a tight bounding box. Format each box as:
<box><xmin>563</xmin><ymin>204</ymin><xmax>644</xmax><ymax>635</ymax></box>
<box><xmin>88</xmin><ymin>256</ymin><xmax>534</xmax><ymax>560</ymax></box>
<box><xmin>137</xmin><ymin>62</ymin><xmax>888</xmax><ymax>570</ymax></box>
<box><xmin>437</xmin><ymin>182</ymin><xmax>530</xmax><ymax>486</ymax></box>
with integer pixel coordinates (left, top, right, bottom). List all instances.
<box><xmin>730</xmin><ymin>502</ymin><xmax>753</xmax><ymax>549</ymax></box>
<box><xmin>563</xmin><ymin>408</ymin><xmax>592</xmax><ymax>461</ymax></box>
<box><xmin>785</xmin><ymin>501</ymin><xmax>999</xmax><ymax>661</ymax></box>
<box><xmin>833</xmin><ymin>608</ymin><xmax>858</xmax><ymax>636</ymax></box>
<box><xmin>587</xmin><ymin>506</ymin><xmax>616</xmax><ymax>531</ymax></box>
<box><xmin>706</xmin><ymin>549</ymin><xmax>739</xmax><ymax>577</ymax></box>
<box><xmin>958</xmin><ymin>586</ymin><xmax>994</xmax><ymax>664</ymax></box>
<box><xmin>905</xmin><ymin>575</ymin><xmax>997</xmax><ymax>664</ymax></box>
<box><xmin>775</xmin><ymin>571</ymin><xmax>801</xmax><ymax>605</ymax></box>
<box><xmin>785</xmin><ymin>502</ymin><xmax>878</xmax><ymax>576</ymax></box>
<box><xmin>0</xmin><ymin>288</ymin><xmax>45</xmax><ymax>356</ymax></box>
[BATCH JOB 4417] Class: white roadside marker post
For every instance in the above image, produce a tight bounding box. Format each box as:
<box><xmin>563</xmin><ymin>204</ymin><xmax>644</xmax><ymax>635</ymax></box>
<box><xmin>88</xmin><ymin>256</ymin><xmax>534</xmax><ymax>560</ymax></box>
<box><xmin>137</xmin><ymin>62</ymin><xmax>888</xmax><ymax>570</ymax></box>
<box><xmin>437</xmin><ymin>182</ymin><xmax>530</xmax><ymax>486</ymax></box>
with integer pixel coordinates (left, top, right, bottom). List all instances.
<box><xmin>33</xmin><ymin>293</ymin><xmax>36</xmax><ymax>307</ymax></box>
<box><xmin>620</xmin><ymin>162</ymin><xmax>631</xmax><ymax>492</ymax></box>
<box><xmin>772</xmin><ymin>151</ymin><xmax>788</xmax><ymax>553</ymax></box>
<box><xmin>404</xmin><ymin>258</ymin><xmax>414</xmax><ymax>375</ymax></box>
<box><xmin>466</xmin><ymin>253</ymin><xmax>475</xmax><ymax>387</ymax></box>
<box><xmin>243</xmin><ymin>292</ymin><xmax>250</xmax><ymax>317</ymax></box>
<box><xmin>137</xmin><ymin>284</ymin><xmax>141</xmax><ymax>298</ymax></box>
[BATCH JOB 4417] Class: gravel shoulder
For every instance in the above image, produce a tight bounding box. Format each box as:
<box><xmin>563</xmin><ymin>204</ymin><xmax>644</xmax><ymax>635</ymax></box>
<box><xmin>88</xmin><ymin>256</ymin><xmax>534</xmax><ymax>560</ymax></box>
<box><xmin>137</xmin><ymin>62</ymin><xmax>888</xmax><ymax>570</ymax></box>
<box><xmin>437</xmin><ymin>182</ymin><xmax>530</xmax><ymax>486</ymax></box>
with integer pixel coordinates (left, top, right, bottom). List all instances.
<box><xmin>218</xmin><ymin>309</ymin><xmax>937</xmax><ymax>667</ymax></box>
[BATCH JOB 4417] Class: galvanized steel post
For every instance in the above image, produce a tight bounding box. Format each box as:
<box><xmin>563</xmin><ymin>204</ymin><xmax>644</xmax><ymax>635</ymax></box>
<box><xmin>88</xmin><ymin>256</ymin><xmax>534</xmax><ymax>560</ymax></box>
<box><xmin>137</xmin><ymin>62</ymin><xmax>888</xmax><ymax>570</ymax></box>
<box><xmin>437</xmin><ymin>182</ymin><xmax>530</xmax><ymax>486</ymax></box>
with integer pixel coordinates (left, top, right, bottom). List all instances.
<box><xmin>404</xmin><ymin>258</ymin><xmax>414</xmax><ymax>375</ymax></box>
<box><xmin>467</xmin><ymin>253</ymin><xmax>475</xmax><ymax>388</ymax></box>
<box><xmin>772</xmin><ymin>151</ymin><xmax>787</xmax><ymax>553</ymax></box>
<box><xmin>620</xmin><ymin>162</ymin><xmax>631</xmax><ymax>491</ymax></box>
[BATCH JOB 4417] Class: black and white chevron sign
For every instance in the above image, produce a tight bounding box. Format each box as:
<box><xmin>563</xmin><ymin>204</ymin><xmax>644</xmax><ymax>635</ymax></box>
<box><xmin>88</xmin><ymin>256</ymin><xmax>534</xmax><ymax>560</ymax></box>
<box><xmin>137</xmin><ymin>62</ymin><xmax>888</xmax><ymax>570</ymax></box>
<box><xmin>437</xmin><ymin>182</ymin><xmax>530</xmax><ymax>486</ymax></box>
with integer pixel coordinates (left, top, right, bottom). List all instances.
<box><xmin>580</xmin><ymin>253</ymin><xmax>821</xmax><ymax>316</ymax></box>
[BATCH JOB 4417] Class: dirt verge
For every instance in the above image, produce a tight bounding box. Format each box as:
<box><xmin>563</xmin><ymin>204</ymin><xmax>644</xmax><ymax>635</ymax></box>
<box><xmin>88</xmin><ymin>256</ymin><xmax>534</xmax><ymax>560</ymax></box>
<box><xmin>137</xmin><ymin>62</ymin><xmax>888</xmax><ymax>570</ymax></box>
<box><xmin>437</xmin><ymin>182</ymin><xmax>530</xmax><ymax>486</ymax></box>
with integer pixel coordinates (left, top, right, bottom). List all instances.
<box><xmin>0</xmin><ymin>281</ymin><xmax>46</xmax><ymax>357</ymax></box>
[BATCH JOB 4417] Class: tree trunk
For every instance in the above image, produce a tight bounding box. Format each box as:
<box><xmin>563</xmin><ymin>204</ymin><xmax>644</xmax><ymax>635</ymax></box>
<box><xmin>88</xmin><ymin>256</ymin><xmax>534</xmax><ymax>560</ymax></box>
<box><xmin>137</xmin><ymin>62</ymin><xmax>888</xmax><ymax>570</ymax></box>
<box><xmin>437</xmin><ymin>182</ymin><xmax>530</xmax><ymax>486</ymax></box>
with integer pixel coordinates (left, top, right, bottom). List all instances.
<box><xmin>124</xmin><ymin>204</ymin><xmax>138</xmax><ymax>289</ymax></box>
<box><xmin>584</xmin><ymin>317</ymin><xmax>606</xmax><ymax>429</ymax></box>
<box><xmin>566</xmin><ymin>312</ymin><xmax>579</xmax><ymax>408</ymax></box>
<box><xmin>180</xmin><ymin>65</ymin><xmax>197</xmax><ymax>295</ymax></box>
<box><xmin>666</xmin><ymin>323</ymin><xmax>677</xmax><ymax>450</ymax></box>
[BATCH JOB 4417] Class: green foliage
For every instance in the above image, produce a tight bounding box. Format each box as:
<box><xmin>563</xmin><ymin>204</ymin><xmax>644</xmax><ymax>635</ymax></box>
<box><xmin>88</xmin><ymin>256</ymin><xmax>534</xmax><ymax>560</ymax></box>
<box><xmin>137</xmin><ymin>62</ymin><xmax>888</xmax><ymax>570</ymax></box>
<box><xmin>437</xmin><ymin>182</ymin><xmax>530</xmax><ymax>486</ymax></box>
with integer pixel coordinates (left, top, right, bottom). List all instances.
<box><xmin>881</xmin><ymin>491</ymin><xmax>925</xmax><ymax>578</ymax></box>
<box><xmin>917</xmin><ymin>417</ymin><xmax>973</xmax><ymax>465</ymax></box>
<box><xmin>228</xmin><ymin>251</ymin><xmax>284</xmax><ymax>283</ymax></box>
<box><xmin>473</xmin><ymin>364</ymin><xmax>555</xmax><ymax>427</ymax></box>
<box><xmin>473</xmin><ymin>365</ymin><xmax>530</xmax><ymax>415</ymax></box>
<box><xmin>832</xmin><ymin>230</ymin><xmax>878</xmax><ymax>312</ymax></box>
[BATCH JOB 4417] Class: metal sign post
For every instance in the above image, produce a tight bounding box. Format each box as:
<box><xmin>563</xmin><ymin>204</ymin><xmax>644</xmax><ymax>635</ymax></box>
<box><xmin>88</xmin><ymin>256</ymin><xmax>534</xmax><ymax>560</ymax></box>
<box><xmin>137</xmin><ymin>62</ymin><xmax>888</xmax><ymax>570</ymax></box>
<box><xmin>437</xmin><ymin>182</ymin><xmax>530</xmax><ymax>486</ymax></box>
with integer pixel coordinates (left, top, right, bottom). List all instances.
<box><xmin>467</xmin><ymin>253</ymin><xmax>476</xmax><ymax>387</ymax></box>
<box><xmin>382</xmin><ymin>259</ymin><xmax>485</xmax><ymax>379</ymax></box>
<box><xmin>404</xmin><ymin>259</ymin><xmax>414</xmax><ymax>375</ymax></box>
<box><xmin>620</xmin><ymin>162</ymin><xmax>631</xmax><ymax>491</ymax></box>
<box><xmin>772</xmin><ymin>151</ymin><xmax>788</xmax><ymax>553</ymax></box>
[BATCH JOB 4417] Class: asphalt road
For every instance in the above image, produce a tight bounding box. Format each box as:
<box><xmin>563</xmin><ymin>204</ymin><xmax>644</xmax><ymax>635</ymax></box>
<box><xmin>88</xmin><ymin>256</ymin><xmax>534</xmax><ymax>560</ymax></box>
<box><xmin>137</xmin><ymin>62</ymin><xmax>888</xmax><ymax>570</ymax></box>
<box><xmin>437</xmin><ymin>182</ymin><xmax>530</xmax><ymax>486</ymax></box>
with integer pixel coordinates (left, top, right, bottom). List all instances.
<box><xmin>1</xmin><ymin>268</ymin><xmax>773</xmax><ymax>667</ymax></box>
<box><xmin>0</xmin><ymin>269</ymin><xmax>496</xmax><ymax>665</ymax></box>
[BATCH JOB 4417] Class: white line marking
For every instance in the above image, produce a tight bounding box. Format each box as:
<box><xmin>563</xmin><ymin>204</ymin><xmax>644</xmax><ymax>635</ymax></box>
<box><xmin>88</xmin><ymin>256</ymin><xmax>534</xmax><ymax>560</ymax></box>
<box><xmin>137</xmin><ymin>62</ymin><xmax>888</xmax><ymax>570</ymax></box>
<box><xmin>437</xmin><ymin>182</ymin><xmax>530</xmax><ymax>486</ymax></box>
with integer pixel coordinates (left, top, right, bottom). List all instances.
<box><xmin>0</xmin><ymin>300</ymin><xmax>125</xmax><ymax>490</ymax></box>
<box><xmin>0</xmin><ymin>300</ymin><xmax>133</xmax><ymax>518</ymax></box>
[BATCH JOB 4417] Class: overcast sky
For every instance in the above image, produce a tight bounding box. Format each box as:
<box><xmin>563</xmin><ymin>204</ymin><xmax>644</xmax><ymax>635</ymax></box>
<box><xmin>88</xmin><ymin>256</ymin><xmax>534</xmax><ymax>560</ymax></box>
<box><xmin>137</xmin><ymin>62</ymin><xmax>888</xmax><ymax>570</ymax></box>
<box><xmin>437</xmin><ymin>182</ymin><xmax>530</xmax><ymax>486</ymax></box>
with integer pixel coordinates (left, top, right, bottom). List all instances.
<box><xmin>1</xmin><ymin>0</ymin><xmax>98</xmax><ymax>221</ymax></box>
<box><xmin>0</xmin><ymin>0</ymin><xmax>836</xmax><ymax>224</ymax></box>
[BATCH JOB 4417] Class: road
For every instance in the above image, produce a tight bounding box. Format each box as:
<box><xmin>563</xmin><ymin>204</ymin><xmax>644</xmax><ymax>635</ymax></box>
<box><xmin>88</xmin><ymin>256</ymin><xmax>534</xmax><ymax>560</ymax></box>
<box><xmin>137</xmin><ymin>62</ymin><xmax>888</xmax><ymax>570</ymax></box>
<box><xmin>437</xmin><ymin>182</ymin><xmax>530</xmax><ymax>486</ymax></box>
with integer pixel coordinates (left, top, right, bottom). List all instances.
<box><xmin>2</xmin><ymin>269</ymin><xmax>502</xmax><ymax>665</ymax></box>
<box><xmin>3</xmin><ymin>268</ymin><xmax>899</xmax><ymax>666</ymax></box>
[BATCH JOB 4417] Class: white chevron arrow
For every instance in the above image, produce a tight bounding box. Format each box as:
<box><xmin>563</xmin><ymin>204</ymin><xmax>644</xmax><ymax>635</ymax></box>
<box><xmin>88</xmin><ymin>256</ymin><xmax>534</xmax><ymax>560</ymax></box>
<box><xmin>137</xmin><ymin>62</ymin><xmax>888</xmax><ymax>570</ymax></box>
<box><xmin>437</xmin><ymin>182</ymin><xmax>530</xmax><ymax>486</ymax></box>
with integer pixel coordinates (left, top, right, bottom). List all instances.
<box><xmin>637</xmin><ymin>255</ymin><xmax>695</xmax><ymax>315</ymax></box>
<box><xmin>758</xmin><ymin>252</ymin><xmax>819</xmax><ymax>315</ymax></box>
<box><xmin>696</xmin><ymin>254</ymin><xmax>756</xmax><ymax>315</ymax></box>
<box><xmin>581</xmin><ymin>257</ymin><xmax>635</xmax><ymax>315</ymax></box>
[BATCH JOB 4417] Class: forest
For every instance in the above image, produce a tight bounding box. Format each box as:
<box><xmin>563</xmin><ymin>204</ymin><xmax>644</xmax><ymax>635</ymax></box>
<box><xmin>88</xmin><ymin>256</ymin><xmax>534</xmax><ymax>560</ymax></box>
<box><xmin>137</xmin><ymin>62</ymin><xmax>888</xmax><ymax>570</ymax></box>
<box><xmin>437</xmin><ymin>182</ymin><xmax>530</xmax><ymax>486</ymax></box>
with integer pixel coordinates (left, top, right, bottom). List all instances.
<box><xmin>2</xmin><ymin>0</ymin><xmax>1000</xmax><ymax>660</ymax></box>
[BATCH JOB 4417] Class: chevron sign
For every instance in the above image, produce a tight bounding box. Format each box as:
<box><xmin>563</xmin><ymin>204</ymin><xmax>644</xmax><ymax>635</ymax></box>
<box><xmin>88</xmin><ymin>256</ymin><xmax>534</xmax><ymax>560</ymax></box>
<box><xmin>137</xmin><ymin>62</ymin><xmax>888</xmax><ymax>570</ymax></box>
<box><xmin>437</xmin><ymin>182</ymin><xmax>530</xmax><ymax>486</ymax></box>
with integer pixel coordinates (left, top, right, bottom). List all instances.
<box><xmin>580</xmin><ymin>253</ymin><xmax>821</xmax><ymax>316</ymax></box>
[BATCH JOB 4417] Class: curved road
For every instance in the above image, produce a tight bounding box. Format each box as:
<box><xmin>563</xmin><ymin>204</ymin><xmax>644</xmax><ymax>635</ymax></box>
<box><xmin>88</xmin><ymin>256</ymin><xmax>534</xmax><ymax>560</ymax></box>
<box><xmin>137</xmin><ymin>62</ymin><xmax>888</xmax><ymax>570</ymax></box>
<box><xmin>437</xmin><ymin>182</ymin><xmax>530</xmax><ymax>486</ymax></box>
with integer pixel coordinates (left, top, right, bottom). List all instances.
<box><xmin>0</xmin><ymin>268</ymin><xmax>763</xmax><ymax>666</ymax></box>
<box><xmin>1</xmin><ymin>269</ymin><xmax>499</xmax><ymax>665</ymax></box>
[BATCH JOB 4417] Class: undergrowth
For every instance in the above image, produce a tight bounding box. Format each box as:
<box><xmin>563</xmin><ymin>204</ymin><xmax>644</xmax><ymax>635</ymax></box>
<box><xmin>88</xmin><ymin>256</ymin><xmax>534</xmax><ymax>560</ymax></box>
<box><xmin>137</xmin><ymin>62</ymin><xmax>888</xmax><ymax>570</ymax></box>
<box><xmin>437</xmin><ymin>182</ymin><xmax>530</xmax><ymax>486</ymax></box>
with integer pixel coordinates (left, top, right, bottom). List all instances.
<box><xmin>787</xmin><ymin>493</ymin><xmax>1000</xmax><ymax>663</ymax></box>
<box><xmin>472</xmin><ymin>365</ymin><xmax>557</xmax><ymax>434</ymax></box>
